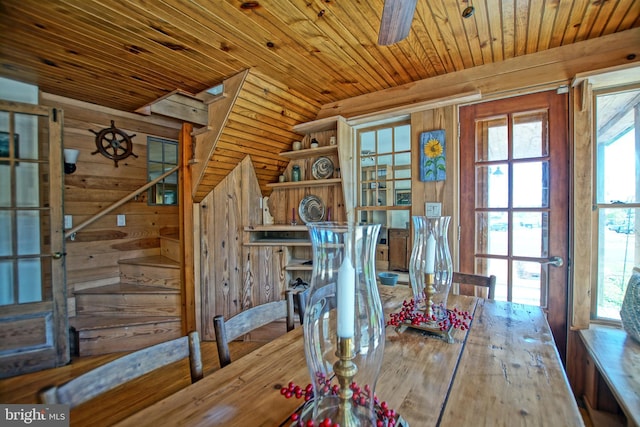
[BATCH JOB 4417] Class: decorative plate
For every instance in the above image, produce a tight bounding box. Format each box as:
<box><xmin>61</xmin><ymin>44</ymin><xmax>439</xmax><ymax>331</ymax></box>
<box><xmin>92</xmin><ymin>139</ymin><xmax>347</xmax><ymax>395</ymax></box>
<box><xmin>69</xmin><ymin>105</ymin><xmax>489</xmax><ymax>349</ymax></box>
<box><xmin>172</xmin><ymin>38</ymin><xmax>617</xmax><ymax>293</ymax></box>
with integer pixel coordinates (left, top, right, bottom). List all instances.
<box><xmin>298</xmin><ymin>195</ymin><xmax>325</xmax><ymax>223</ymax></box>
<box><xmin>311</xmin><ymin>156</ymin><xmax>334</xmax><ymax>180</ymax></box>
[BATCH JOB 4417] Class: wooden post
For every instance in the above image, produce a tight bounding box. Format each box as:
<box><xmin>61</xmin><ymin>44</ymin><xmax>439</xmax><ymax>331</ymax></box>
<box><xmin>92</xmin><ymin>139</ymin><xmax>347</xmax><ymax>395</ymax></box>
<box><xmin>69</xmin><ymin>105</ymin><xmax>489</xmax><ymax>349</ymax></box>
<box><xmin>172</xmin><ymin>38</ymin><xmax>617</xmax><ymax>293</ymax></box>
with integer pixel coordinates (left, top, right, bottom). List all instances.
<box><xmin>180</xmin><ymin>123</ymin><xmax>196</xmax><ymax>334</ymax></box>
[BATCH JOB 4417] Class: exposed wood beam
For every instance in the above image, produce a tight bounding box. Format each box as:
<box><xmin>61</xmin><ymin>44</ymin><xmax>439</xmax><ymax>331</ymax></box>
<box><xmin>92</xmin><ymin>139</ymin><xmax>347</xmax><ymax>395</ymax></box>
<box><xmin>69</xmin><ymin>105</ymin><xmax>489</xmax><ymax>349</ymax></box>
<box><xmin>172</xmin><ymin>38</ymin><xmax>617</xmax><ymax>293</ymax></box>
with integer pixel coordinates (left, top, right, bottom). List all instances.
<box><xmin>136</xmin><ymin>90</ymin><xmax>208</xmax><ymax>126</ymax></box>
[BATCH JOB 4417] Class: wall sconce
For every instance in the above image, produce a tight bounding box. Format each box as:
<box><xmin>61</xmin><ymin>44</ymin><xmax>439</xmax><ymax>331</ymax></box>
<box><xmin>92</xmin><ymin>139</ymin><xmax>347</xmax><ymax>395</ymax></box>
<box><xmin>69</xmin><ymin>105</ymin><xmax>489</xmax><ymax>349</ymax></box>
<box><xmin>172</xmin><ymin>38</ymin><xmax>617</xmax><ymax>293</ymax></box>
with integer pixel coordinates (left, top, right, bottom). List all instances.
<box><xmin>64</xmin><ymin>149</ymin><xmax>80</xmax><ymax>174</ymax></box>
<box><xmin>462</xmin><ymin>1</ymin><xmax>475</xmax><ymax>18</ymax></box>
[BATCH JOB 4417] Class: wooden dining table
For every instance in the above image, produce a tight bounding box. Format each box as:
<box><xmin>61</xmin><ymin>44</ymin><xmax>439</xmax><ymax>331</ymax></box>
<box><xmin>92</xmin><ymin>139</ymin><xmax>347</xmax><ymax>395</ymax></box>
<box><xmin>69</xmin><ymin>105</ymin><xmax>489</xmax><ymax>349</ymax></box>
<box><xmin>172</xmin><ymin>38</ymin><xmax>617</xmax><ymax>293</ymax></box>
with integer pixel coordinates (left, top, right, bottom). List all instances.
<box><xmin>115</xmin><ymin>284</ymin><xmax>584</xmax><ymax>427</ymax></box>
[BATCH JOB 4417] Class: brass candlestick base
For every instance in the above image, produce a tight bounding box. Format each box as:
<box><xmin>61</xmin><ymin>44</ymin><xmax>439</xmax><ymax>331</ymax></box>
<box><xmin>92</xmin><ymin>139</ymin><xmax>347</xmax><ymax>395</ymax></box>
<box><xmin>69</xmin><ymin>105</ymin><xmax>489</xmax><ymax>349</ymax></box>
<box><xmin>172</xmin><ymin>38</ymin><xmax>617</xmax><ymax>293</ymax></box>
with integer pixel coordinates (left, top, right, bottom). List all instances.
<box><xmin>424</xmin><ymin>273</ymin><xmax>435</xmax><ymax>318</ymax></box>
<box><xmin>333</xmin><ymin>337</ymin><xmax>358</xmax><ymax>427</ymax></box>
<box><xmin>395</xmin><ymin>313</ymin><xmax>455</xmax><ymax>344</ymax></box>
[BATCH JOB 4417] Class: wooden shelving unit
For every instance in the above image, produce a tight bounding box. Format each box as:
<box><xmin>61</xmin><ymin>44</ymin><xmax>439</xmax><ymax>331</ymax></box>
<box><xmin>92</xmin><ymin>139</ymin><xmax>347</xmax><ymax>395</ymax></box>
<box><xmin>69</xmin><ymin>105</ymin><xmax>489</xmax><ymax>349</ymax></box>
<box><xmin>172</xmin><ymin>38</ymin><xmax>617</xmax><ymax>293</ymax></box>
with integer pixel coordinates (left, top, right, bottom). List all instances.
<box><xmin>243</xmin><ymin>226</ymin><xmax>312</xmax><ymax>269</ymax></box>
<box><xmin>266</xmin><ymin>178</ymin><xmax>342</xmax><ymax>189</ymax></box>
<box><xmin>243</xmin><ymin>116</ymin><xmax>352</xmax><ymax>288</ymax></box>
<box><xmin>278</xmin><ymin>145</ymin><xmax>337</xmax><ymax>160</ymax></box>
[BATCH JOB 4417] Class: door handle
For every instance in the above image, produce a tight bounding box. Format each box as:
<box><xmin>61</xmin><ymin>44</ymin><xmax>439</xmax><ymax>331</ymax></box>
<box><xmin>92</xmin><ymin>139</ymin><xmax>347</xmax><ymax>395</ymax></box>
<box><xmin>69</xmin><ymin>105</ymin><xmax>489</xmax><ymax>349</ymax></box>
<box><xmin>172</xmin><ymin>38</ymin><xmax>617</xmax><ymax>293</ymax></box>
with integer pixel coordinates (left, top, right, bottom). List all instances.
<box><xmin>541</xmin><ymin>256</ymin><xmax>563</xmax><ymax>267</ymax></box>
<box><xmin>51</xmin><ymin>252</ymin><xmax>66</xmax><ymax>259</ymax></box>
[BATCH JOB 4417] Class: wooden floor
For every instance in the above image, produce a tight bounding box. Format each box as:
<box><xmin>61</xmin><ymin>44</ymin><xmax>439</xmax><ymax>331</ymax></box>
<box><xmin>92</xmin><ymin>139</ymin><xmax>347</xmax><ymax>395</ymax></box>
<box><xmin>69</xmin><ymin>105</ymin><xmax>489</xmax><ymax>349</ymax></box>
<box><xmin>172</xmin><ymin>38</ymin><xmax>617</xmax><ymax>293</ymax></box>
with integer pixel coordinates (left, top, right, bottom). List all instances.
<box><xmin>0</xmin><ymin>340</ymin><xmax>264</xmax><ymax>426</ymax></box>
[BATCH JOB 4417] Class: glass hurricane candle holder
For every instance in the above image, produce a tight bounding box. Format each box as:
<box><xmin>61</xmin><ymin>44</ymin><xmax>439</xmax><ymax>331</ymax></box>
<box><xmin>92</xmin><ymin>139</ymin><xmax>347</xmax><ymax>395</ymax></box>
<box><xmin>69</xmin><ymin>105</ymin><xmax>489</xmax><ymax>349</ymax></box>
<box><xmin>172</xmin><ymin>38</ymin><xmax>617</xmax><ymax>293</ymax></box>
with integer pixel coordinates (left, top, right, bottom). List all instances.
<box><xmin>303</xmin><ymin>222</ymin><xmax>384</xmax><ymax>426</ymax></box>
<box><xmin>409</xmin><ymin>216</ymin><xmax>453</xmax><ymax>321</ymax></box>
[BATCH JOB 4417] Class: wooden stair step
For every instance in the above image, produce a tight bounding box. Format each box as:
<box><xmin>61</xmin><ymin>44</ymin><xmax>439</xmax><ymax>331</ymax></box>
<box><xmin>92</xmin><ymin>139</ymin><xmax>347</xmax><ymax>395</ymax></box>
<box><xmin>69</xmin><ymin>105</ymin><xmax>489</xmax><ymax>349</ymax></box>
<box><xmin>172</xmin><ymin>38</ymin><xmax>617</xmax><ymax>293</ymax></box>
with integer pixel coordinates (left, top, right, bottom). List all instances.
<box><xmin>119</xmin><ymin>256</ymin><xmax>180</xmax><ymax>289</ymax></box>
<box><xmin>160</xmin><ymin>235</ymin><xmax>180</xmax><ymax>263</ymax></box>
<box><xmin>70</xmin><ymin>317</ymin><xmax>182</xmax><ymax>357</ymax></box>
<box><xmin>118</xmin><ymin>255</ymin><xmax>179</xmax><ymax>269</ymax></box>
<box><xmin>74</xmin><ymin>283</ymin><xmax>179</xmax><ymax>295</ymax></box>
<box><xmin>75</xmin><ymin>283</ymin><xmax>181</xmax><ymax>318</ymax></box>
<box><xmin>71</xmin><ymin>315</ymin><xmax>180</xmax><ymax>331</ymax></box>
<box><xmin>160</xmin><ymin>233</ymin><xmax>180</xmax><ymax>242</ymax></box>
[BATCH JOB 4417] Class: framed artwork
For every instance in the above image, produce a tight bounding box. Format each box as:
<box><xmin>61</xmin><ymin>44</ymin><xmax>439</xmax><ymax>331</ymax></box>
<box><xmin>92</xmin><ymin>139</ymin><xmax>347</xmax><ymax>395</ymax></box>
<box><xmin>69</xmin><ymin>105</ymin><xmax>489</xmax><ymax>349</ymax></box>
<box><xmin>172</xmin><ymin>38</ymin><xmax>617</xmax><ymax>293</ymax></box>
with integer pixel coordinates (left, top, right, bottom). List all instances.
<box><xmin>419</xmin><ymin>129</ymin><xmax>445</xmax><ymax>182</ymax></box>
<box><xmin>395</xmin><ymin>189</ymin><xmax>411</xmax><ymax>206</ymax></box>
<box><xmin>0</xmin><ymin>131</ymin><xmax>19</xmax><ymax>158</ymax></box>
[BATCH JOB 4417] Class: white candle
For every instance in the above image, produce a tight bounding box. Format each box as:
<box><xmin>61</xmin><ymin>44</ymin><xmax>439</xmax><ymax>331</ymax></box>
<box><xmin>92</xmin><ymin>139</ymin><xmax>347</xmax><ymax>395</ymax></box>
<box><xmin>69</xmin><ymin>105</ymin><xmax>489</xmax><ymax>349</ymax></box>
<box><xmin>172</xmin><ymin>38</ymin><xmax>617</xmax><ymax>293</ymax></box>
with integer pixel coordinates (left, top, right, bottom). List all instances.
<box><xmin>425</xmin><ymin>234</ymin><xmax>436</xmax><ymax>274</ymax></box>
<box><xmin>337</xmin><ymin>254</ymin><xmax>356</xmax><ymax>338</ymax></box>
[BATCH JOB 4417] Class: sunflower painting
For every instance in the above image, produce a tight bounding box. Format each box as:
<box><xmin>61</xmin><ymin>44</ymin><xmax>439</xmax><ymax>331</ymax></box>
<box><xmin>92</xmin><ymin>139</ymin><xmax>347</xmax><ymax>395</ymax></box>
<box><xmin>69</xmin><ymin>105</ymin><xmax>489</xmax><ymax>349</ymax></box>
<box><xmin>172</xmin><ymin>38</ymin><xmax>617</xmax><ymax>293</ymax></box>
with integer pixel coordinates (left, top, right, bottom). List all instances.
<box><xmin>420</xmin><ymin>130</ymin><xmax>446</xmax><ymax>182</ymax></box>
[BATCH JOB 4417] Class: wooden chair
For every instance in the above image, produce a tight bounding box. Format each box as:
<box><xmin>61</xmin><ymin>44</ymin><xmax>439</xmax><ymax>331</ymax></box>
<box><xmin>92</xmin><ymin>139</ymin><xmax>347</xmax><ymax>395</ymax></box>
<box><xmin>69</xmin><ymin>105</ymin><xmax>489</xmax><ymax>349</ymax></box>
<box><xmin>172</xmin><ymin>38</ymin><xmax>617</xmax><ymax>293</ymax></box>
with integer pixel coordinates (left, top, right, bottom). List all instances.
<box><xmin>452</xmin><ymin>272</ymin><xmax>497</xmax><ymax>300</ymax></box>
<box><xmin>39</xmin><ymin>331</ymin><xmax>203</xmax><ymax>408</ymax></box>
<box><xmin>214</xmin><ymin>290</ymin><xmax>295</xmax><ymax>368</ymax></box>
<box><xmin>295</xmin><ymin>287</ymin><xmax>310</xmax><ymax>325</ymax></box>
<box><xmin>294</xmin><ymin>283</ymin><xmax>339</xmax><ymax>325</ymax></box>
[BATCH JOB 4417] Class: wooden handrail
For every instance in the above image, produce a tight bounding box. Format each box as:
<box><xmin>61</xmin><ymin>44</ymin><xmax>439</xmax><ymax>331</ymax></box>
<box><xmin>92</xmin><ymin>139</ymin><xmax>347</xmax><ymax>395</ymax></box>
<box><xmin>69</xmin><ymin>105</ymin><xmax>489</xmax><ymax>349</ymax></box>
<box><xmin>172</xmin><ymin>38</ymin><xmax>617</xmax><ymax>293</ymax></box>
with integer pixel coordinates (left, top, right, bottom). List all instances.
<box><xmin>65</xmin><ymin>165</ymin><xmax>179</xmax><ymax>239</ymax></box>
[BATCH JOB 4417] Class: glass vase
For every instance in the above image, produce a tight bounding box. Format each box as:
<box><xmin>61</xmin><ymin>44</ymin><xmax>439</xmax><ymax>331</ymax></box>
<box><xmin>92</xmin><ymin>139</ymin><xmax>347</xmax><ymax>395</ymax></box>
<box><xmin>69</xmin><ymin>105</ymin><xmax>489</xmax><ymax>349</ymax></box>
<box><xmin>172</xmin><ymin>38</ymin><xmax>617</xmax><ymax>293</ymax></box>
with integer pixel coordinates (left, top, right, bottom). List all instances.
<box><xmin>409</xmin><ymin>216</ymin><xmax>453</xmax><ymax>321</ymax></box>
<box><xmin>303</xmin><ymin>222</ymin><xmax>384</xmax><ymax>426</ymax></box>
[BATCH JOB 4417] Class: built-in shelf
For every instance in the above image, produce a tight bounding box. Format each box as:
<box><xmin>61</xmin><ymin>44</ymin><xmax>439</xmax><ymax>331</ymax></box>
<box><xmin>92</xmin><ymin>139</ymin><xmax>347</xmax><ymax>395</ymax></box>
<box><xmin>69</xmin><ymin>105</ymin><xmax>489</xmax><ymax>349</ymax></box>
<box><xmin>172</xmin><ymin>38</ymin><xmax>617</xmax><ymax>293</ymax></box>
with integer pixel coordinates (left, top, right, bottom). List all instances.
<box><xmin>244</xmin><ymin>225</ymin><xmax>309</xmax><ymax>232</ymax></box>
<box><xmin>292</xmin><ymin>116</ymin><xmax>341</xmax><ymax>134</ymax></box>
<box><xmin>244</xmin><ymin>225</ymin><xmax>311</xmax><ymax>247</ymax></box>
<box><xmin>285</xmin><ymin>258</ymin><xmax>313</xmax><ymax>271</ymax></box>
<box><xmin>279</xmin><ymin>145</ymin><xmax>338</xmax><ymax>160</ymax></box>
<box><xmin>267</xmin><ymin>178</ymin><xmax>342</xmax><ymax>189</ymax></box>
<box><xmin>244</xmin><ymin>239</ymin><xmax>311</xmax><ymax>247</ymax></box>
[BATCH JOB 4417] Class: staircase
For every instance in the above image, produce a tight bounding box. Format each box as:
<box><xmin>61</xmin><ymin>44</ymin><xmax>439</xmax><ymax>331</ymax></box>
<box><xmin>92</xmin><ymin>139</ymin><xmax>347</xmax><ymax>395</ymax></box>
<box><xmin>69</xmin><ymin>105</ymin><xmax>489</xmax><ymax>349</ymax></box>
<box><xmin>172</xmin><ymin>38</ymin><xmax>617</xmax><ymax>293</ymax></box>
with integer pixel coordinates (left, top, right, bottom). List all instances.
<box><xmin>71</xmin><ymin>235</ymin><xmax>183</xmax><ymax>356</ymax></box>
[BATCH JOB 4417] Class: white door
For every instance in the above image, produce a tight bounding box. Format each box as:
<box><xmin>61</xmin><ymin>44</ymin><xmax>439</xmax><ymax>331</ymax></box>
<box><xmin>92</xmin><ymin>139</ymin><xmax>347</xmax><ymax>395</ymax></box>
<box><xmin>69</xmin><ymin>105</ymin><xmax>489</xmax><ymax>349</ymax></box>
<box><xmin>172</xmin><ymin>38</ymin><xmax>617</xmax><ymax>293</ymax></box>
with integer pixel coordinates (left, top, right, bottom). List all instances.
<box><xmin>0</xmin><ymin>100</ymin><xmax>68</xmax><ymax>378</ymax></box>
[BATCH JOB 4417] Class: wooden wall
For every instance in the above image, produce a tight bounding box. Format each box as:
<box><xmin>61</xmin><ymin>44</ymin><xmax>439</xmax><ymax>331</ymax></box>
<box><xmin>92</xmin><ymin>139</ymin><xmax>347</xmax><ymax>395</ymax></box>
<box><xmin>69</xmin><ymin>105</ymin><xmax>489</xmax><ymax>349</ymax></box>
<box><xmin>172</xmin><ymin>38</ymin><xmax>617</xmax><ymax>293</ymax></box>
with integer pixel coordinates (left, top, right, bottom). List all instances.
<box><xmin>192</xmin><ymin>69</ymin><xmax>321</xmax><ymax>202</ymax></box>
<box><xmin>199</xmin><ymin>156</ymin><xmax>266</xmax><ymax>340</ymax></box>
<box><xmin>40</xmin><ymin>93</ymin><xmax>183</xmax><ymax>316</ymax></box>
<box><xmin>410</xmin><ymin>106</ymin><xmax>458</xmax><ymax>267</ymax></box>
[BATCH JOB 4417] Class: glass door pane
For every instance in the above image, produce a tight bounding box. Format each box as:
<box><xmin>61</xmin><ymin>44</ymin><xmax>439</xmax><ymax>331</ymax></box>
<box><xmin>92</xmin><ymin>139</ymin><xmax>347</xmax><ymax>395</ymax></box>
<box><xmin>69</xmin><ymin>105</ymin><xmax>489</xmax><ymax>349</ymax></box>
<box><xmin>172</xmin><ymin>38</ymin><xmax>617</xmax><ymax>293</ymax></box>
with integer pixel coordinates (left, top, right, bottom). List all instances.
<box><xmin>469</xmin><ymin>105</ymin><xmax>554</xmax><ymax>306</ymax></box>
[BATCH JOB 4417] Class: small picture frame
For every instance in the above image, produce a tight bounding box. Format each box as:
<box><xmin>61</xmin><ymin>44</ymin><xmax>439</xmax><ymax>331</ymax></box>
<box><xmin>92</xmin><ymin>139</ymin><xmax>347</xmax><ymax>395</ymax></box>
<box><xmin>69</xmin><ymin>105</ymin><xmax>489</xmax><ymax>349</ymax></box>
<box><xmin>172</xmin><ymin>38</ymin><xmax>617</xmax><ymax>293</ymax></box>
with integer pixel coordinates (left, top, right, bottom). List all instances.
<box><xmin>395</xmin><ymin>189</ymin><xmax>411</xmax><ymax>206</ymax></box>
<box><xmin>419</xmin><ymin>129</ymin><xmax>446</xmax><ymax>182</ymax></box>
<box><xmin>0</xmin><ymin>131</ymin><xmax>19</xmax><ymax>158</ymax></box>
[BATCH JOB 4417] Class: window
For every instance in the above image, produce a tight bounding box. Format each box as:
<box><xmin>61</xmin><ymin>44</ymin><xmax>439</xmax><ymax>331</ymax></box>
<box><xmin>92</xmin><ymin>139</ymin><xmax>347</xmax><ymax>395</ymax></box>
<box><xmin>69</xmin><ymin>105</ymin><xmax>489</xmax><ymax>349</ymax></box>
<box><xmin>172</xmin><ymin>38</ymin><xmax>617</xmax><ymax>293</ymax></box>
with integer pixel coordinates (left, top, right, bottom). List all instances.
<box><xmin>594</xmin><ymin>86</ymin><xmax>640</xmax><ymax>320</ymax></box>
<box><xmin>356</xmin><ymin>121</ymin><xmax>411</xmax><ymax>232</ymax></box>
<box><xmin>147</xmin><ymin>137</ymin><xmax>178</xmax><ymax>205</ymax></box>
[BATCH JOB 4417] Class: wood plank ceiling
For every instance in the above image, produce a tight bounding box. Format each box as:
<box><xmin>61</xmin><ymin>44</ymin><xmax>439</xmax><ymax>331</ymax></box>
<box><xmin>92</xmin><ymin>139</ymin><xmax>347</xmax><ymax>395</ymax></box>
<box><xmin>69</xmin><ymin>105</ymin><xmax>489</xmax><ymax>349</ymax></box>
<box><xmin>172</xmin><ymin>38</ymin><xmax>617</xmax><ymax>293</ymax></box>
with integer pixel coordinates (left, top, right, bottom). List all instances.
<box><xmin>1</xmin><ymin>0</ymin><xmax>639</xmax><ymax>194</ymax></box>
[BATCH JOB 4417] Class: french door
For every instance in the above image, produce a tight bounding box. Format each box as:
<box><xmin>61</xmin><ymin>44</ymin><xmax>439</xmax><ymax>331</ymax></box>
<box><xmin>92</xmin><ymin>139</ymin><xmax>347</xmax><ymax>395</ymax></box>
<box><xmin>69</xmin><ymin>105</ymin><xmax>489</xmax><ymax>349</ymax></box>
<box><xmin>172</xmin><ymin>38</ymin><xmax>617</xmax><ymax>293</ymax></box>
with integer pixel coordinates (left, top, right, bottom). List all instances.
<box><xmin>0</xmin><ymin>100</ymin><xmax>68</xmax><ymax>378</ymax></box>
<box><xmin>459</xmin><ymin>91</ymin><xmax>569</xmax><ymax>360</ymax></box>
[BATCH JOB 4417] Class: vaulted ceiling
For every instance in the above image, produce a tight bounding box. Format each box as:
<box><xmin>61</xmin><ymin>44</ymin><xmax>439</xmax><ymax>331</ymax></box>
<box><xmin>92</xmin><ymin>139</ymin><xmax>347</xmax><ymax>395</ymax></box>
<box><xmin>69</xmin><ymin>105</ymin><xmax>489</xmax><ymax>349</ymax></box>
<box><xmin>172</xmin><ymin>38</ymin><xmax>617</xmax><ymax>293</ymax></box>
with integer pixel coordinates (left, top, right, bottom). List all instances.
<box><xmin>1</xmin><ymin>1</ymin><xmax>639</xmax><ymax>196</ymax></box>
<box><xmin>2</xmin><ymin>0</ymin><xmax>638</xmax><ymax>114</ymax></box>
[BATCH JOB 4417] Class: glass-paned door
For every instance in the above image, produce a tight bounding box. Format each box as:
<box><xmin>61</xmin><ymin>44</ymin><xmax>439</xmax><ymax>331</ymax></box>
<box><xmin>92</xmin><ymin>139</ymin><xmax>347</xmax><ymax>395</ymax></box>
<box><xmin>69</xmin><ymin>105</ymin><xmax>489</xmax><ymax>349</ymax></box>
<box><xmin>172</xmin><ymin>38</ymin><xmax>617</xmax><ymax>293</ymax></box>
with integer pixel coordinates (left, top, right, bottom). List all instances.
<box><xmin>460</xmin><ymin>91</ymin><xmax>569</xmax><ymax>360</ymax></box>
<box><xmin>0</xmin><ymin>100</ymin><xmax>67</xmax><ymax>378</ymax></box>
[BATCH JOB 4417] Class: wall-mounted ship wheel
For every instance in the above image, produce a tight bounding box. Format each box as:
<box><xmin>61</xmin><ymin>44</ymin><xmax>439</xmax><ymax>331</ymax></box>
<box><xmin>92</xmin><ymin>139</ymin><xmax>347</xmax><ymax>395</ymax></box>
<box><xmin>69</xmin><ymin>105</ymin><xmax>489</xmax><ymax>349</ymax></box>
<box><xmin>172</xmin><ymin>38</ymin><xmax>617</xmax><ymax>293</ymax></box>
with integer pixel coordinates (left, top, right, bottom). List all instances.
<box><xmin>90</xmin><ymin>120</ymin><xmax>138</xmax><ymax>167</ymax></box>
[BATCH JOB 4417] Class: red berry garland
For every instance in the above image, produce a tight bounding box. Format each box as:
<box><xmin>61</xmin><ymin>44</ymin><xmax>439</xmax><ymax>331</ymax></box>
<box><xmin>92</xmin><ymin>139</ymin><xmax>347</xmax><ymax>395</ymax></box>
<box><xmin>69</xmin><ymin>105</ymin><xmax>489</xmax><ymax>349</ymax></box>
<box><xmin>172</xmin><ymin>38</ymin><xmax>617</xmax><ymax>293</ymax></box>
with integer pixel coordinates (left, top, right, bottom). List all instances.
<box><xmin>279</xmin><ymin>376</ymin><xmax>400</xmax><ymax>426</ymax></box>
<box><xmin>386</xmin><ymin>298</ymin><xmax>472</xmax><ymax>331</ymax></box>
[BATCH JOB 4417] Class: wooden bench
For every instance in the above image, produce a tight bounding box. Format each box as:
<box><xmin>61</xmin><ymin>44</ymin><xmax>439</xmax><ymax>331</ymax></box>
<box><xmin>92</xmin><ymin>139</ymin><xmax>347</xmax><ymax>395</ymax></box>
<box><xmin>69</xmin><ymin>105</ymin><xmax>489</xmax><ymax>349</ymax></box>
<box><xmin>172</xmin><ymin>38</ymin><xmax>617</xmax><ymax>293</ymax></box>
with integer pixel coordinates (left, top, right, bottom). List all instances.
<box><xmin>578</xmin><ymin>324</ymin><xmax>640</xmax><ymax>427</ymax></box>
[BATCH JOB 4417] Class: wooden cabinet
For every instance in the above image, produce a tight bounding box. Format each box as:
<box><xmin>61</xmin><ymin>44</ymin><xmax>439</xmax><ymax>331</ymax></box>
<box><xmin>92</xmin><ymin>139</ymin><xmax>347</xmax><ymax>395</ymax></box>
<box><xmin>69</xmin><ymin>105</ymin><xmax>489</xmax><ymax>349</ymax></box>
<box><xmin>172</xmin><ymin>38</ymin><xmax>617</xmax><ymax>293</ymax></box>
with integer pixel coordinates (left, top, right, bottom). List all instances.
<box><xmin>244</xmin><ymin>225</ymin><xmax>313</xmax><ymax>286</ymax></box>
<box><xmin>376</xmin><ymin>244</ymin><xmax>389</xmax><ymax>271</ymax></box>
<box><xmin>388</xmin><ymin>228</ymin><xmax>410</xmax><ymax>271</ymax></box>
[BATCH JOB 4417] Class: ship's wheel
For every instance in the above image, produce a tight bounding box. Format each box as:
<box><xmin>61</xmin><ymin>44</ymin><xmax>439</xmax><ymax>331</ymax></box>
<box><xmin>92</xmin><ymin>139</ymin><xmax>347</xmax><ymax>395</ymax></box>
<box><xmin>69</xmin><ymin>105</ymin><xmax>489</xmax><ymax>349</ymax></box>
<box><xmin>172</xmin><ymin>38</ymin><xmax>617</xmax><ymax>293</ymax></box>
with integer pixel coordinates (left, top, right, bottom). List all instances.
<box><xmin>90</xmin><ymin>120</ymin><xmax>138</xmax><ymax>167</ymax></box>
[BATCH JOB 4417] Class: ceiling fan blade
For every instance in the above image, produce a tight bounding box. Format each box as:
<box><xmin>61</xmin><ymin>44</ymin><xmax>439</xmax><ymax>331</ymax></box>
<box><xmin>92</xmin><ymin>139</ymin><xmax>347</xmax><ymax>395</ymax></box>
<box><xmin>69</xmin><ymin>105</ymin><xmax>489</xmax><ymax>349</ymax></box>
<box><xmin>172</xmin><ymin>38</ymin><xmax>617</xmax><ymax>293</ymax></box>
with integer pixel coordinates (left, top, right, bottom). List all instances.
<box><xmin>377</xmin><ymin>0</ymin><xmax>418</xmax><ymax>45</ymax></box>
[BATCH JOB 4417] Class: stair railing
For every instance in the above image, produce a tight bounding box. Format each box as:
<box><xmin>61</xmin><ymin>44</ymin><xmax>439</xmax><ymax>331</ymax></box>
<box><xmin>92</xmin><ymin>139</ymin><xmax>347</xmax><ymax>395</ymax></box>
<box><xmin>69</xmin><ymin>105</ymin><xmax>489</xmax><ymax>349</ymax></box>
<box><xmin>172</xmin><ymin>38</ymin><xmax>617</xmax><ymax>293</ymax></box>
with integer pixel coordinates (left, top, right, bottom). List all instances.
<box><xmin>65</xmin><ymin>165</ymin><xmax>179</xmax><ymax>240</ymax></box>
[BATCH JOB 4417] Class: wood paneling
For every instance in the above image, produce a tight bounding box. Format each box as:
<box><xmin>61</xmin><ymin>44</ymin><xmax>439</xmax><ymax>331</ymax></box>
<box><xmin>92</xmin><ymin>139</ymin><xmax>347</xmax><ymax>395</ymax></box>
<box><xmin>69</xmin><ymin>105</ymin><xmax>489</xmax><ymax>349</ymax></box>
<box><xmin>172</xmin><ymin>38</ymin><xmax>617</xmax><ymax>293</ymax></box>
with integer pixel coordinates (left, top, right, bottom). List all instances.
<box><xmin>4</xmin><ymin>2</ymin><xmax>637</xmax><ymax>201</ymax></box>
<box><xmin>200</xmin><ymin>157</ymin><xmax>264</xmax><ymax>340</ymax></box>
<box><xmin>0</xmin><ymin>316</ymin><xmax>49</xmax><ymax>352</ymax></box>
<box><xmin>2</xmin><ymin>1</ymin><xmax>637</xmax><ymax>116</ymax></box>
<box><xmin>40</xmin><ymin>94</ymin><xmax>182</xmax><ymax>314</ymax></box>
<box><xmin>317</xmin><ymin>29</ymin><xmax>640</xmax><ymax>120</ymax></box>
<box><xmin>192</xmin><ymin>70</ymin><xmax>319</xmax><ymax>201</ymax></box>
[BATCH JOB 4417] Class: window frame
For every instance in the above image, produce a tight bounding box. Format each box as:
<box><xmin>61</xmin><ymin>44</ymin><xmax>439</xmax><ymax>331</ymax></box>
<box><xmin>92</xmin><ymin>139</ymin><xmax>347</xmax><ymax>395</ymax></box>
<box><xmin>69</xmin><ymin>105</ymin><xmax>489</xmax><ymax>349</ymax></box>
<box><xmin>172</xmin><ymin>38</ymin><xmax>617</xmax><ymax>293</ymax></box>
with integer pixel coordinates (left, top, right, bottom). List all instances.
<box><xmin>590</xmin><ymin>82</ymin><xmax>640</xmax><ymax>323</ymax></box>
<box><xmin>355</xmin><ymin>120</ymin><xmax>412</xmax><ymax>228</ymax></box>
<box><xmin>147</xmin><ymin>136</ymin><xmax>178</xmax><ymax>206</ymax></box>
